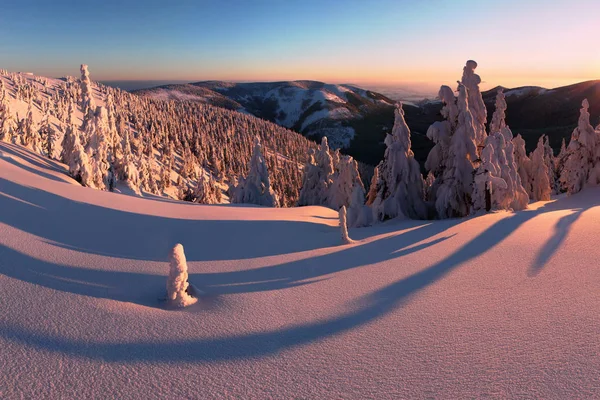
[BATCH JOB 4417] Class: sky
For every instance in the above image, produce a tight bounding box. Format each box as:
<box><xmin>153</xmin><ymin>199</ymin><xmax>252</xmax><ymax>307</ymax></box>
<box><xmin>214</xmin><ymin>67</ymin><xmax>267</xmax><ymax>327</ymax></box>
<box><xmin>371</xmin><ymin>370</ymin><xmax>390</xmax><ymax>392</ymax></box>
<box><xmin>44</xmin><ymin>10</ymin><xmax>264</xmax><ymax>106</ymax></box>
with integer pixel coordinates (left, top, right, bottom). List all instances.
<box><xmin>1</xmin><ymin>0</ymin><xmax>599</xmax><ymax>90</ymax></box>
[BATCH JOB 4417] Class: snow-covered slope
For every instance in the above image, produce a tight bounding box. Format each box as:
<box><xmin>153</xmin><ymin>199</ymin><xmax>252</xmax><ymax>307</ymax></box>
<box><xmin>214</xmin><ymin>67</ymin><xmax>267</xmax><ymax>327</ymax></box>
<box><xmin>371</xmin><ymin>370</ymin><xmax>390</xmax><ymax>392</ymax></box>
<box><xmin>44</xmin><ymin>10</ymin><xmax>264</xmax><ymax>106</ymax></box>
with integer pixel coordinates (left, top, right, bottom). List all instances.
<box><xmin>136</xmin><ymin>80</ymin><xmax>397</xmax><ymax>149</ymax></box>
<box><xmin>2</xmin><ymin>142</ymin><xmax>600</xmax><ymax>398</ymax></box>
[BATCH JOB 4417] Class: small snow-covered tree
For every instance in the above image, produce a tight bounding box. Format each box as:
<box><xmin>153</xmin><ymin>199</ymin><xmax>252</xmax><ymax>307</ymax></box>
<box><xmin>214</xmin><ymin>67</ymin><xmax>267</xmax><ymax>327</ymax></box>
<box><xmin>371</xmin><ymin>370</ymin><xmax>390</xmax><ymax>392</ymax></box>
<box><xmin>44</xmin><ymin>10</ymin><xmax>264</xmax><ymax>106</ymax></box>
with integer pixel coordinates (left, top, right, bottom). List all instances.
<box><xmin>328</xmin><ymin>155</ymin><xmax>363</xmax><ymax>210</ymax></box>
<box><xmin>513</xmin><ymin>134</ymin><xmax>533</xmax><ymax>199</ymax></box>
<box><xmin>339</xmin><ymin>206</ymin><xmax>353</xmax><ymax>244</ymax></box>
<box><xmin>193</xmin><ymin>173</ymin><xmax>222</xmax><ymax>204</ymax></box>
<box><xmin>472</xmin><ymin>143</ymin><xmax>507</xmax><ymax>212</ymax></box>
<box><xmin>487</xmin><ymin>90</ymin><xmax>528</xmax><ymax>210</ymax></box>
<box><xmin>372</xmin><ymin>103</ymin><xmax>427</xmax><ymax>221</ymax></box>
<box><xmin>425</xmin><ymin>85</ymin><xmax>457</xmax><ymax>205</ymax></box>
<box><xmin>166</xmin><ymin>244</ymin><xmax>197</xmax><ymax>308</ymax></box>
<box><xmin>69</xmin><ymin>134</ymin><xmax>94</xmax><ymax>187</ymax></box>
<box><xmin>530</xmin><ymin>136</ymin><xmax>551</xmax><ymax>201</ymax></box>
<box><xmin>298</xmin><ymin>137</ymin><xmax>334</xmax><ymax>206</ymax></box>
<box><xmin>0</xmin><ymin>88</ymin><xmax>16</xmax><ymax>143</ymax></box>
<box><xmin>231</xmin><ymin>136</ymin><xmax>279</xmax><ymax>207</ymax></box>
<box><xmin>60</xmin><ymin>101</ymin><xmax>78</xmax><ymax>165</ymax></box>
<box><xmin>347</xmin><ymin>181</ymin><xmax>371</xmax><ymax>228</ymax></box>
<box><xmin>461</xmin><ymin>60</ymin><xmax>487</xmax><ymax>152</ymax></box>
<box><xmin>561</xmin><ymin>99</ymin><xmax>598</xmax><ymax>194</ymax></box>
<box><xmin>365</xmin><ymin>165</ymin><xmax>379</xmax><ymax>206</ymax></box>
<box><xmin>87</xmin><ymin>106</ymin><xmax>111</xmax><ymax>190</ymax></box>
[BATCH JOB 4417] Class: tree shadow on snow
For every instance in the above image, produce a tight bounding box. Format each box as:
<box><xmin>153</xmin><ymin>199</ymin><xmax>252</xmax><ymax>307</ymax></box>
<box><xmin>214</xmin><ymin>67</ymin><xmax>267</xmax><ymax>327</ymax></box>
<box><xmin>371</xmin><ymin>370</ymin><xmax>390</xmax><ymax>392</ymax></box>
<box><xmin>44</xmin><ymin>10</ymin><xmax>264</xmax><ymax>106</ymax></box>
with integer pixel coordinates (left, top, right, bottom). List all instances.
<box><xmin>0</xmin><ymin>178</ymin><xmax>342</xmax><ymax>261</ymax></box>
<box><xmin>0</xmin><ymin>210</ymin><xmax>540</xmax><ymax>363</ymax></box>
<box><xmin>1</xmin><ymin>174</ymin><xmax>599</xmax><ymax>362</ymax></box>
<box><xmin>528</xmin><ymin>206</ymin><xmax>588</xmax><ymax>277</ymax></box>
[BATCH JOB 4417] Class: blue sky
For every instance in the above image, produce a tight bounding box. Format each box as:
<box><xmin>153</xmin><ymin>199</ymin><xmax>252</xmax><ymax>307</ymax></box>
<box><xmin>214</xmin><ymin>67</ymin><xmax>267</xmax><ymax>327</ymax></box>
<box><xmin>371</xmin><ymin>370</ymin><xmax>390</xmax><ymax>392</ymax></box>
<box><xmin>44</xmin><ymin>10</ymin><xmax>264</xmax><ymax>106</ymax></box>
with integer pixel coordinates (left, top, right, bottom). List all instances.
<box><xmin>1</xmin><ymin>0</ymin><xmax>598</xmax><ymax>88</ymax></box>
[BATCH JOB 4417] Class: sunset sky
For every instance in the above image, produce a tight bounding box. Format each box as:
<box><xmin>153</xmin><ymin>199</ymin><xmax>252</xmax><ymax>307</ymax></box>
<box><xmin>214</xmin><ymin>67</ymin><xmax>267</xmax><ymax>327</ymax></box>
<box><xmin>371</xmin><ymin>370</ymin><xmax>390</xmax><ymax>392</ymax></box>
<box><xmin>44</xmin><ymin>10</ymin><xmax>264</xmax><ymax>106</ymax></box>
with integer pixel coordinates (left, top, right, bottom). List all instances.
<box><xmin>1</xmin><ymin>0</ymin><xmax>598</xmax><ymax>90</ymax></box>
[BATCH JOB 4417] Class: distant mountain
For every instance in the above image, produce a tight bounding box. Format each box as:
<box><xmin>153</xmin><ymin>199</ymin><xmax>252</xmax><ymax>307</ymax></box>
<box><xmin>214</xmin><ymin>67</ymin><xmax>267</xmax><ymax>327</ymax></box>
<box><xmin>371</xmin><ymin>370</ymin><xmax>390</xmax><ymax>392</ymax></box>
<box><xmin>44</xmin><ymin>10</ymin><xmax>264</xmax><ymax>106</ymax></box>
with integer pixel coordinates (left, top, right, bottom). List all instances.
<box><xmin>481</xmin><ymin>80</ymin><xmax>600</xmax><ymax>152</ymax></box>
<box><xmin>135</xmin><ymin>79</ymin><xmax>600</xmax><ymax>169</ymax></box>
<box><xmin>134</xmin><ymin>80</ymin><xmax>397</xmax><ymax>151</ymax></box>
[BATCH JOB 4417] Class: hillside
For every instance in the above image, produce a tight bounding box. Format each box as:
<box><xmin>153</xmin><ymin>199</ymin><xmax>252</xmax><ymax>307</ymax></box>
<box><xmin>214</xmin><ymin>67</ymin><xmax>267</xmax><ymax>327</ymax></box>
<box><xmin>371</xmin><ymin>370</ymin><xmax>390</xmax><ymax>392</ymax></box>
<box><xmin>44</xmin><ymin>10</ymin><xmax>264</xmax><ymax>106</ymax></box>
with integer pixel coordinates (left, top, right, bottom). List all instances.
<box><xmin>2</xmin><ymin>138</ymin><xmax>600</xmax><ymax>398</ymax></box>
<box><xmin>135</xmin><ymin>80</ymin><xmax>397</xmax><ymax>151</ymax></box>
<box><xmin>0</xmin><ymin>69</ymin><xmax>320</xmax><ymax>207</ymax></box>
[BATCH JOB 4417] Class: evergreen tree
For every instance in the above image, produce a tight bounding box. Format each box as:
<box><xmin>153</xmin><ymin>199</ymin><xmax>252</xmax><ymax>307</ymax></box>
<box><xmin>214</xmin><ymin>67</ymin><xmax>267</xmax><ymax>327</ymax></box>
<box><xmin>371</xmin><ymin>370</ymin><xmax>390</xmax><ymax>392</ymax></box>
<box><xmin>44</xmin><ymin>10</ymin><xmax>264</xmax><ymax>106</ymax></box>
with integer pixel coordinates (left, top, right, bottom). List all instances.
<box><xmin>231</xmin><ymin>136</ymin><xmax>279</xmax><ymax>207</ymax></box>
<box><xmin>372</xmin><ymin>103</ymin><xmax>427</xmax><ymax>221</ymax></box>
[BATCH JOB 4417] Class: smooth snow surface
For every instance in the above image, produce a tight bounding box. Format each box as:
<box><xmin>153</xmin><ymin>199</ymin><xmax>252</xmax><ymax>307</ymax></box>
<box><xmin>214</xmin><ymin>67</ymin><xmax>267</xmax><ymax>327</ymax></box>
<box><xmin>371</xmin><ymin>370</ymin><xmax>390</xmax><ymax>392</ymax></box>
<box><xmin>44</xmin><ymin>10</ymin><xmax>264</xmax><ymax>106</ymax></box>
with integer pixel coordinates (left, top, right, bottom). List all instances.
<box><xmin>1</xmin><ymin>142</ymin><xmax>600</xmax><ymax>399</ymax></box>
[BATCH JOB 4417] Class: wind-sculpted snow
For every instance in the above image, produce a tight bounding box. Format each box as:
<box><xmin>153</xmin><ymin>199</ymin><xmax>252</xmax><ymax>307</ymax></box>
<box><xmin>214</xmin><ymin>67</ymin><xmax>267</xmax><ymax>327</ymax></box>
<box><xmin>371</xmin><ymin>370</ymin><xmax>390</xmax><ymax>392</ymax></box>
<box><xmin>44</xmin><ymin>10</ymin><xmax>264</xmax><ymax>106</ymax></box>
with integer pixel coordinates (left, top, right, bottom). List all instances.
<box><xmin>1</xmin><ymin>140</ymin><xmax>600</xmax><ymax>398</ymax></box>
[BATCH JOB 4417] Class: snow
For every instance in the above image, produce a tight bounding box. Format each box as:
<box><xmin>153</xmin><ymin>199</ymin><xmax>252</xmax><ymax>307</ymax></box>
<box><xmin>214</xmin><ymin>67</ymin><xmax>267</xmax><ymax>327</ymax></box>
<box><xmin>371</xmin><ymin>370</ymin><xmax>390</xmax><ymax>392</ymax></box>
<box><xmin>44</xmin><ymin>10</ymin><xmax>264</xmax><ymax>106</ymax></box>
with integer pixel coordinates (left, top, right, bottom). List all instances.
<box><xmin>2</xmin><ymin>142</ymin><xmax>600</xmax><ymax>398</ymax></box>
<box><xmin>300</xmin><ymin>107</ymin><xmax>352</xmax><ymax>131</ymax></box>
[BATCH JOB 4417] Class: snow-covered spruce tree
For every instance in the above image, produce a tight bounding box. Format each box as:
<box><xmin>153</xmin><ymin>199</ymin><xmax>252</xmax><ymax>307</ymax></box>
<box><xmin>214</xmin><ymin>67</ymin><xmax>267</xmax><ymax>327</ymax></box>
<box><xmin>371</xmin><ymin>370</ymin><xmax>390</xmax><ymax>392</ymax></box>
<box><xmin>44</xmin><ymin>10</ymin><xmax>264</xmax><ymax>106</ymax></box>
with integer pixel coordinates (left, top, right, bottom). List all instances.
<box><xmin>115</xmin><ymin>130</ymin><xmax>141</xmax><ymax>194</ymax></box>
<box><xmin>554</xmin><ymin>138</ymin><xmax>568</xmax><ymax>192</ymax></box>
<box><xmin>231</xmin><ymin>136</ymin><xmax>279</xmax><ymax>207</ymax></box>
<box><xmin>339</xmin><ymin>206</ymin><xmax>353</xmax><ymax>244</ymax></box>
<box><xmin>69</xmin><ymin>134</ymin><xmax>94</xmax><ymax>187</ymax></box>
<box><xmin>347</xmin><ymin>179</ymin><xmax>372</xmax><ymax>228</ymax></box>
<box><xmin>0</xmin><ymin>86</ymin><xmax>16</xmax><ymax>142</ymax></box>
<box><xmin>429</xmin><ymin>83</ymin><xmax>478</xmax><ymax>218</ymax></box>
<box><xmin>512</xmin><ymin>134</ymin><xmax>533</xmax><ymax>199</ymax></box>
<box><xmin>461</xmin><ymin>60</ymin><xmax>487</xmax><ymax>153</ymax></box>
<box><xmin>561</xmin><ymin>99</ymin><xmax>598</xmax><ymax>194</ymax></box>
<box><xmin>425</xmin><ymin>85</ymin><xmax>458</xmax><ymax>205</ymax></box>
<box><xmin>530</xmin><ymin>136</ymin><xmax>551</xmax><ymax>201</ymax></box>
<box><xmin>193</xmin><ymin>173</ymin><xmax>222</xmax><ymax>204</ymax></box>
<box><xmin>166</xmin><ymin>244</ymin><xmax>197</xmax><ymax>308</ymax></box>
<box><xmin>542</xmin><ymin>135</ymin><xmax>559</xmax><ymax>194</ymax></box>
<box><xmin>79</xmin><ymin>64</ymin><xmax>96</xmax><ymax>129</ymax></box>
<box><xmin>328</xmin><ymin>154</ymin><xmax>364</xmax><ymax>210</ymax></box>
<box><xmin>487</xmin><ymin>89</ymin><xmax>529</xmax><ymax>210</ymax></box>
<box><xmin>365</xmin><ymin>165</ymin><xmax>379</xmax><ymax>206</ymax></box>
<box><xmin>60</xmin><ymin>101</ymin><xmax>78</xmax><ymax>165</ymax></box>
<box><xmin>297</xmin><ymin>137</ymin><xmax>334</xmax><ymax>206</ymax></box>
<box><xmin>472</xmin><ymin>143</ymin><xmax>507</xmax><ymax>212</ymax></box>
<box><xmin>372</xmin><ymin>103</ymin><xmax>427</xmax><ymax>221</ymax></box>
<box><xmin>86</xmin><ymin>106</ymin><xmax>111</xmax><ymax>190</ymax></box>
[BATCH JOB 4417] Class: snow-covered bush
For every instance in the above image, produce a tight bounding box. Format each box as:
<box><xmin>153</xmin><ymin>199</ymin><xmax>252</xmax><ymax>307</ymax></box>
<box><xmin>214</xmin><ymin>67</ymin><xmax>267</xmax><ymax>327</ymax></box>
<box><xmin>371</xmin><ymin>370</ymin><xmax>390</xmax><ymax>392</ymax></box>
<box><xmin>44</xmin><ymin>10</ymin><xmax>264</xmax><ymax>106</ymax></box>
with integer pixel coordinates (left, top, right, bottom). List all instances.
<box><xmin>167</xmin><ymin>244</ymin><xmax>197</xmax><ymax>308</ymax></box>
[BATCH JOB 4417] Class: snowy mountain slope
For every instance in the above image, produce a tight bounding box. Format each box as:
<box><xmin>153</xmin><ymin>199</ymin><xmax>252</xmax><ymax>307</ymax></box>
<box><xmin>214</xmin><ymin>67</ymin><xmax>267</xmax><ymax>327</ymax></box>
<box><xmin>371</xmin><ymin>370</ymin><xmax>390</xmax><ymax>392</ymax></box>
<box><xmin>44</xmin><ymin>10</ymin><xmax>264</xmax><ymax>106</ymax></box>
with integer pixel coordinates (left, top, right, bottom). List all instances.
<box><xmin>135</xmin><ymin>80</ymin><xmax>397</xmax><ymax>150</ymax></box>
<box><xmin>2</xmin><ymin>142</ymin><xmax>600</xmax><ymax>398</ymax></box>
<box><xmin>0</xmin><ymin>69</ymin><xmax>318</xmax><ymax>206</ymax></box>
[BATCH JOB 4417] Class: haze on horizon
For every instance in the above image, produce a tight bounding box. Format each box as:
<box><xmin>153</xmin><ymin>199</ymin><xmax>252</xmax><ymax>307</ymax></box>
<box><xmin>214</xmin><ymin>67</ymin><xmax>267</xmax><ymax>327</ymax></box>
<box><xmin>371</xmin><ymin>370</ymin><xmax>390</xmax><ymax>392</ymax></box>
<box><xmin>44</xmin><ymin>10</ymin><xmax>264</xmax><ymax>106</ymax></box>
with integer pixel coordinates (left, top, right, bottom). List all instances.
<box><xmin>1</xmin><ymin>0</ymin><xmax>598</xmax><ymax>92</ymax></box>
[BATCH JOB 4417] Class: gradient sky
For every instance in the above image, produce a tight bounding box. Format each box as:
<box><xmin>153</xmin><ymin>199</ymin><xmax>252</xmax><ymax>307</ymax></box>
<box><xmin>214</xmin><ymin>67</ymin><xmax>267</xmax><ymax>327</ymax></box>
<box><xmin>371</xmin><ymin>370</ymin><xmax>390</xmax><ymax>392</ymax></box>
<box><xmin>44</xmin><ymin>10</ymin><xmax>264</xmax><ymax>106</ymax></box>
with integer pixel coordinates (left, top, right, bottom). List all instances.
<box><xmin>1</xmin><ymin>0</ymin><xmax>598</xmax><ymax>89</ymax></box>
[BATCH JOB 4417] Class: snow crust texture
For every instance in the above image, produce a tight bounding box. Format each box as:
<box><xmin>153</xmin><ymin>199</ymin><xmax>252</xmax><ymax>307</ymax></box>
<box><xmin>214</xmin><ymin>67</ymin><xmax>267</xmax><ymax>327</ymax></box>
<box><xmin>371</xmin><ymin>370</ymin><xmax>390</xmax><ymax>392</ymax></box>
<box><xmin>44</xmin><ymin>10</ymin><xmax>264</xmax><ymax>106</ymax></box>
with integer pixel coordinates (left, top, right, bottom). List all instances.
<box><xmin>1</xmin><ymin>140</ymin><xmax>600</xmax><ymax>399</ymax></box>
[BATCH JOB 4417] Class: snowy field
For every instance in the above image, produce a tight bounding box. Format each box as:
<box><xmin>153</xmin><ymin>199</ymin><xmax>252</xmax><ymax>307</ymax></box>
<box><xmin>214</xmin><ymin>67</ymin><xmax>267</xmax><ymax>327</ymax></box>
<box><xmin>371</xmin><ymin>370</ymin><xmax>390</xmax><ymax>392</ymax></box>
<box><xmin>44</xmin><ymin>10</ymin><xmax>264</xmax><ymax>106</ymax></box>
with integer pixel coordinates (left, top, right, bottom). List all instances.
<box><xmin>1</xmin><ymin>141</ymin><xmax>600</xmax><ymax>398</ymax></box>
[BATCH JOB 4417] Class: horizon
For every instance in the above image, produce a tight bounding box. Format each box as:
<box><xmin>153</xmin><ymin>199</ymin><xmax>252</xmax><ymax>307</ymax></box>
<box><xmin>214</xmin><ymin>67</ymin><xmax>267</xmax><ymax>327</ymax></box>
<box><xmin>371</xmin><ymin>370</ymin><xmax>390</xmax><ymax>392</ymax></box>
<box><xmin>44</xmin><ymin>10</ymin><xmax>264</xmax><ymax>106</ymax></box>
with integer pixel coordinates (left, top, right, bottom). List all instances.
<box><xmin>2</xmin><ymin>0</ymin><xmax>598</xmax><ymax>90</ymax></box>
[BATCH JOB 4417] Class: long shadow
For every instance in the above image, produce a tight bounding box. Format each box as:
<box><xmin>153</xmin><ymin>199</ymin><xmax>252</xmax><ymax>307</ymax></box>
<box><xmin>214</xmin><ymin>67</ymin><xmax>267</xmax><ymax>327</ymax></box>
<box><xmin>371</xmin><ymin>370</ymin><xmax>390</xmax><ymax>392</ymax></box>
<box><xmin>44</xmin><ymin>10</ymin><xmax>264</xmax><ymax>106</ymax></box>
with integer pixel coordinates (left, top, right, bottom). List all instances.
<box><xmin>528</xmin><ymin>207</ymin><xmax>587</xmax><ymax>276</ymax></box>
<box><xmin>0</xmin><ymin>208</ymin><xmax>542</xmax><ymax>363</ymax></box>
<box><xmin>0</xmin><ymin>142</ymin><xmax>68</xmax><ymax>176</ymax></box>
<box><xmin>2</xmin><ymin>171</ymin><xmax>599</xmax><ymax>362</ymax></box>
<box><xmin>0</xmin><ymin>178</ymin><xmax>343</xmax><ymax>261</ymax></box>
<box><xmin>0</xmin><ymin>153</ymin><xmax>72</xmax><ymax>184</ymax></box>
